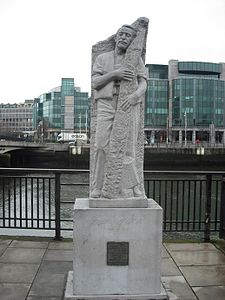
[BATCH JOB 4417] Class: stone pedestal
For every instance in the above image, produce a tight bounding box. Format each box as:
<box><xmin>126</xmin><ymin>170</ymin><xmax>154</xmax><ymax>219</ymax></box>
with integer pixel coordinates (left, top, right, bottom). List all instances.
<box><xmin>64</xmin><ymin>198</ymin><xmax>168</xmax><ymax>300</ymax></box>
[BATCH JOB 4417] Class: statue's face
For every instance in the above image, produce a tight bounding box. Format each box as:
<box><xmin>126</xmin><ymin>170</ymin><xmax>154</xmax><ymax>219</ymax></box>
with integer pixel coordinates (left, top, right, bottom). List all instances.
<box><xmin>115</xmin><ymin>27</ymin><xmax>134</xmax><ymax>51</ymax></box>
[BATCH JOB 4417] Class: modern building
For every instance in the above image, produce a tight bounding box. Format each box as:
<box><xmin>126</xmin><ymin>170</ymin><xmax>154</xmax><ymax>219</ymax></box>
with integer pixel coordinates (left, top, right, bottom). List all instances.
<box><xmin>145</xmin><ymin>61</ymin><xmax>225</xmax><ymax>144</ymax></box>
<box><xmin>0</xmin><ymin>100</ymin><xmax>33</xmax><ymax>140</ymax></box>
<box><xmin>145</xmin><ymin>64</ymin><xmax>169</xmax><ymax>143</ymax></box>
<box><xmin>33</xmin><ymin>78</ymin><xmax>89</xmax><ymax>141</ymax></box>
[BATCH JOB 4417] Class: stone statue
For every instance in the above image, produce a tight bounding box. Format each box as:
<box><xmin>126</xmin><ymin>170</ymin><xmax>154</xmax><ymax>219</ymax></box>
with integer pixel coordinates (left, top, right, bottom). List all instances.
<box><xmin>90</xmin><ymin>17</ymin><xmax>149</xmax><ymax>200</ymax></box>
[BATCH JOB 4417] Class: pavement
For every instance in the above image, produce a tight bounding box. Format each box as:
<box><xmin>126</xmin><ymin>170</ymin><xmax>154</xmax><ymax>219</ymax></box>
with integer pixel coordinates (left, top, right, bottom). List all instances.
<box><xmin>0</xmin><ymin>237</ymin><xmax>225</xmax><ymax>300</ymax></box>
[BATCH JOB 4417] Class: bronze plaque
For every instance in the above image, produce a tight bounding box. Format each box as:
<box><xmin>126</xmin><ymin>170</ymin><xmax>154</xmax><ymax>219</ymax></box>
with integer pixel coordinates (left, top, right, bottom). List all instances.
<box><xmin>107</xmin><ymin>242</ymin><xmax>129</xmax><ymax>266</ymax></box>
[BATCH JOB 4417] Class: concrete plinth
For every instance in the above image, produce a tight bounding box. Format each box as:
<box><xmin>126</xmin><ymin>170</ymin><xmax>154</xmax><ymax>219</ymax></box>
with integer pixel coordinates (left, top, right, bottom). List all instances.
<box><xmin>64</xmin><ymin>198</ymin><xmax>168</xmax><ymax>300</ymax></box>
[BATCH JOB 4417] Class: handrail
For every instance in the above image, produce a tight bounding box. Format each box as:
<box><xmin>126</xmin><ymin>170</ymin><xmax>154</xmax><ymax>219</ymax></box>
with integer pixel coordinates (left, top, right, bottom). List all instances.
<box><xmin>0</xmin><ymin>167</ymin><xmax>225</xmax><ymax>175</ymax></box>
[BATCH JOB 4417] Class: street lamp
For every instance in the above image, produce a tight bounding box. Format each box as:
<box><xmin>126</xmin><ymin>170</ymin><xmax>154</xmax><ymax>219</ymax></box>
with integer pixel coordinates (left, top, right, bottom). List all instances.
<box><xmin>184</xmin><ymin>111</ymin><xmax>187</xmax><ymax>146</ymax></box>
<box><xmin>79</xmin><ymin>113</ymin><xmax>81</xmax><ymax>134</ymax></box>
<box><xmin>166</xmin><ymin>115</ymin><xmax>169</xmax><ymax>144</ymax></box>
<box><xmin>85</xmin><ymin>109</ymin><xmax>88</xmax><ymax>134</ymax></box>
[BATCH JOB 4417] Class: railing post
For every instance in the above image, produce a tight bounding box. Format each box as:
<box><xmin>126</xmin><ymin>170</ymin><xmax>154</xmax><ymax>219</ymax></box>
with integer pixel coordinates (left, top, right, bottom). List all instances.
<box><xmin>204</xmin><ymin>174</ymin><xmax>212</xmax><ymax>242</ymax></box>
<box><xmin>219</xmin><ymin>175</ymin><xmax>225</xmax><ymax>239</ymax></box>
<box><xmin>54</xmin><ymin>172</ymin><xmax>62</xmax><ymax>240</ymax></box>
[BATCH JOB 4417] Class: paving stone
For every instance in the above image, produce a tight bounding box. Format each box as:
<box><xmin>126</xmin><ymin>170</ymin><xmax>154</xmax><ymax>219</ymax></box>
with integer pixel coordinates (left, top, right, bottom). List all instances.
<box><xmin>180</xmin><ymin>265</ymin><xmax>225</xmax><ymax>286</ymax></box>
<box><xmin>10</xmin><ymin>240</ymin><xmax>49</xmax><ymax>249</ymax></box>
<box><xmin>0</xmin><ymin>244</ymin><xmax>9</xmax><ymax>256</ymax></box>
<box><xmin>26</xmin><ymin>296</ymin><xmax>62</xmax><ymax>300</ymax></box>
<box><xmin>33</xmin><ymin>272</ymin><xmax>66</xmax><ymax>285</ymax></box>
<box><xmin>0</xmin><ymin>263</ymin><xmax>39</xmax><ymax>283</ymax></box>
<box><xmin>165</xmin><ymin>242</ymin><xmax>217</xmax><ymax>252</ymax></box>
<box><xmin>162</xmin><ymin>275</ymin><xmax>197</xmax><ymax>300</ymax></box>
<box><xmin>27</xmin><ymin>297</ymin><xmax>61</xmax><ymax>300</ymax></box>
<box><xmin>193</xmin><ymin>286</ymin><xmax>225</xmax><ymax>300</ymax></box>
<box><xmin>29</xmin><ymin>273</ymin><xmax>66</xmax><ymax>297</ymax></box>
<box><xmin>0</xmin><ymin>240</ymin><xmax>12</xmax><ymax>256</ymax></box>
<box><xmin>161</xmin><ymin>246</ymin><xmax>170</xmax><ymax>258</ymax></box>
<box><xmin>43</xmin><ymin>249</ymin><xmax>73</xmax><ymax>261</ymax></box>
<box><xmin>0</xmin><ymin>248</ymin><xmax>46</xmax><ymax>263</ymax></box>
<box><xmin>0</xmin><ymin>239</ymin><xmax>12</xmax><ymax>246</ymax></box>
<box><xmin>171</xmin><ymin>249</ymin><xmax>225</xmax><ymax>265</ymax></box>
<box><xmin>29</xmin><ymin>283</ymin><xmax>65</xmax><ymax>298</ymax></box>
<box><xmin>161</xmin><ymin>258</ymin><xmax>182</xmax><ymax>276</ymax></box>
<box><xmin>38</xmin><ymin>260</ymin><xmax>72</xmax><ymax>274</ymax></box>
<box><xmin>0</xmin><ymin>282</ymin><xmax>30</xmax><ymax>300</ymax></box>
<box><xmin>48</xmin><ymin>241</ymin><xmax>73</xmax><ymax>250</ymax></box>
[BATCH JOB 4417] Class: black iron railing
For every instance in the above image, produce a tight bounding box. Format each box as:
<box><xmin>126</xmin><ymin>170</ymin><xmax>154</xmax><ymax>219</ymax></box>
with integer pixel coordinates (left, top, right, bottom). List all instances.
<box><xmin>0</xmin><ymin>168</ymin><xmax>224</xmax><ymax>241</ymax></box>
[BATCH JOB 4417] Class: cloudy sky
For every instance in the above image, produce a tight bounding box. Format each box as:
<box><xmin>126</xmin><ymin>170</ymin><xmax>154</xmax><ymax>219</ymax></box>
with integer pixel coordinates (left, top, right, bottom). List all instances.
<box><xmin>0</xmin><ymin>0</ymin><xmax>224</xmax><ymax>103</ymax></box>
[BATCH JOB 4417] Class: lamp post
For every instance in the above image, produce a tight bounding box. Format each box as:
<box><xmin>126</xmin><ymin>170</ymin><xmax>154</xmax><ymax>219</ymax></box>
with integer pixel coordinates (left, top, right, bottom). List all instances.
<box><xmin>166</xmin><ymin>115</ymin><xmax>169</xmax><ymax>144</ymax></box>
<box><xmin>79</xmin><ymin>113</ymin><xmax>81</xmax><ymax>134</ymax></box>
<box><xmin>85</xmin><ymin>110</ymin><xmax>88</xmax><ymax>134</ymax></box>
<box><xmin>184</xmin><ymin>111</ymin><xmax>187</xmax><ymax>146</ymax></box>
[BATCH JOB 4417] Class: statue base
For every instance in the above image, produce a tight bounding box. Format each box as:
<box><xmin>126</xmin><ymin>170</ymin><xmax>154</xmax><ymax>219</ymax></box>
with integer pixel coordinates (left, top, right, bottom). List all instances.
<box><xmin>89</xmin><ymin>197</ymin><xmax>148</xmax><ymax>208</ymax></box>
<box><xmin>64</xmin><ymin>198</ymin><xmax>168</xmax><ymax>300</ymax></box>
<box><xmin>65</xmin><ymin>271</ymin><xmax>167</xmax><ymax>299</ymax></box>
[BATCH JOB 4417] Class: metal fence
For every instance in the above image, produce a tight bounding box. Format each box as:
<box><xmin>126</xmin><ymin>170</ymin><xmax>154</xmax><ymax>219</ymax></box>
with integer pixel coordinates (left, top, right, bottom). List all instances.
<box><xmin>0</xmin><ymin>168</ymin><xmax>224</xmax><ymax>241</ymax></box>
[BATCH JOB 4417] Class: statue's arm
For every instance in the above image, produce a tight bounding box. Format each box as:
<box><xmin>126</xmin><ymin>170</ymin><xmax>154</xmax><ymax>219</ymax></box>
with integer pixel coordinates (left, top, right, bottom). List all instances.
<box><xmin>120</xmin><ymin>56</ymin><xmax>148</xmax><ymax>111</ymax></box>
<box><xmin>92</xmin><ymin>71</ymin><xmax>118</xmax><ymax>90</ymax></box>
<box><xmin>120</xmin><ymin>77</ymin><xmax>147</xmax><ymax>111</ymax></box>
<box><xmin>92</xmin><ymin>55</ymin><xmax>134</xmax><ymax>91</ymax></box>
<box><xmin>134</xmin><ymin>77</ymin><xmax>147</xmax><ymax>100</ymax></box>
<box><xmin>93</xmin><ymin>69</ymin><xmax>135</xmax><ymax>90</ymax></box>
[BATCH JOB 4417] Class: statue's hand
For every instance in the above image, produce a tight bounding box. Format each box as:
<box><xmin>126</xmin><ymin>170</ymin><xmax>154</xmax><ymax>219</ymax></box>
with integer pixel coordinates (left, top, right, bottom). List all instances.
<box><xmin>120</xmin><ymin>94</ymin><xmax>137</xmax><ymax>111</ymax></box>
<box><xmin>114</xmin><ymin>67</ymin><xmax>134</xmax><ymax>81</ymax></box>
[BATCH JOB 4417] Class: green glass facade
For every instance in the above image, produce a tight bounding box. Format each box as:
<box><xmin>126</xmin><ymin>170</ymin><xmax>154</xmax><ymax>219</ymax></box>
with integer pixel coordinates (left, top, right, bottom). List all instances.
<box><xmin>145</xmin><ymin>61</ymin><xmax>225</xmax><ymax>144</ymax></box>
<box><xmin>173</xmin><ymin>78</ymin><xmax>225</xmax><ymax>127</ymax></box>
<box><xmin>145</xmin><ymin>64</ymin><xmax>169</xmax><ymax>142</ymax></box>
<box><xmin>178</xmin><ymin>61</ymin><xmax>221</xmax><ymax>75</ymax></box>
<box><xmin>32</xmin><ymin>98</ymin><xmax>43</xmax><ymax>129</ymax></box>
<box><xmin>33</xmin><ymin>78</ymin><xmax>89</xmax><ymax>140</ymax></box>
<box><xmin>146</xmin><ymin>64</ymin><xmax>168</xmax><ymax>79</ymax></box>
<box><xmin>50</xmin><ymin>92</ymin><xmax>62</xmax><ymax>128</ymax></box>
<box><xmin>74</xmin><ymin>90</ymin><xmax>89</xmax><ymax>132</ymax></box>
<box><xmin>145</xmin><ymin>79</ymin><xmax>168</xmax><ymax>127</ymax></box>
<box><xmin>61</xmin><ymin>78</ymin><xmax>75</xmax><ymax>96</ymax></box>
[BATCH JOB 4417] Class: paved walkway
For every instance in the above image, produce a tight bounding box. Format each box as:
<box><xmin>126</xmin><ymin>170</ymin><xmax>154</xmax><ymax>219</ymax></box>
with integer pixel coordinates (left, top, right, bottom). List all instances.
<box><xmin>0</xmin><ymin>237</ymin><xmax>225</xmax><ymax>300</ymax></box>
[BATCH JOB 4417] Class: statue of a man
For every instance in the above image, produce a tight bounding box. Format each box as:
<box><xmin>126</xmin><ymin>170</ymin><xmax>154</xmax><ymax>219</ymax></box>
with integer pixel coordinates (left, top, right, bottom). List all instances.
<box><xmin>90</xmin><ymin>18</ymin><xmax>149</xmax><ymax>200</ymax></box>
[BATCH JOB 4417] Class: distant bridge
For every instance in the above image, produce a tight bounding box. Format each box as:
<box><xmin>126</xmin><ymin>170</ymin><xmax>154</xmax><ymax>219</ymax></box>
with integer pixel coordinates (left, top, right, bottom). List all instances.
<box><xmin>0</xmin><ymin>141</ymin><xmax>69</xmax><ymax>154</ymax></box>
<box><xmin>1</xmin><ymin>140</ymin><xmax>225</xmax><ymax>155</ymax></box>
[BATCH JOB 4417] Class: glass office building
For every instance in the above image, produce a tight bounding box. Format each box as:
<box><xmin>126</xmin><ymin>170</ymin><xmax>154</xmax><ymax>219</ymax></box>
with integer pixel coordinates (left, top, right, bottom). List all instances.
<box><xmin>145</xmin><ymin>61</ymin><xmax>225</xmax><ymax>144</ymax></box>
<box><xmin>145</xmin><ymin>64</ymin><xmax>169</xmax><ymax>143</ymax></box>
<box><xmin>74</xmin><ymin>90</ymin><xmax>89</xmax><ymax>133</ymax></box>
<box><xmin>33</xmin><ymin>78</ymin><xmax>89</xmax><ymax>141</ymax></box>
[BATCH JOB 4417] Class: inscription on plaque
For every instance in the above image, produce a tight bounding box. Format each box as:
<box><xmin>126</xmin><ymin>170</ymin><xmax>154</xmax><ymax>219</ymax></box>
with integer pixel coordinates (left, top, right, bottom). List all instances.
<box><xmin>107</xmin><ymin>242</ymin><xmax>129</xmax><ymax>266</ymax></box>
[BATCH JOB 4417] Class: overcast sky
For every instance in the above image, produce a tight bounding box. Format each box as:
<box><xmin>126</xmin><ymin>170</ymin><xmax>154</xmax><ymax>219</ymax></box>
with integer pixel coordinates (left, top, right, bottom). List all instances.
<box><xmin>0</xmin><ymin>0</ymin><xmax>225</xmax><ymax>103</ymax></box>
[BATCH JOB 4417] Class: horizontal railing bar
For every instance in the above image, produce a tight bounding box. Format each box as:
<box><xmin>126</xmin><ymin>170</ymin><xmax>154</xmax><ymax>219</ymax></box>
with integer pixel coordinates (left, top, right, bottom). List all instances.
<box><xmin>1</xmin><ymin>167</ymin><xmax>225</xmax><ymax>176</ymax></box>
<box><xmin>0</xmin><ymin>218</ymin><xmax>55</xmax><ymax>222</ymax></box>
<box><xmin>61</xmin><ymin>183</ymin><xmax>89</xmax><ymax>186</ymax></box>
<box><xmin>0</xmin><ymin>227</ymin><xmax>56</xmax><ymax>230</ymax></box>
<box><xmin>0</xmin><ymin>175</ymin><xmax>54</xmax><ymax>179</ymax></box>
<box><xmin>0</xmin><ymin>167</ymin><xmax>89</xmax><ymax>174</ymax></box>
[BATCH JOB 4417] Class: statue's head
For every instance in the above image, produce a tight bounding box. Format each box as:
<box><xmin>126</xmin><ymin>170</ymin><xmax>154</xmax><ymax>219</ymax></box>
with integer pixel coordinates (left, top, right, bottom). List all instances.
<box><xmin>115</xmin><ymin>25</ymin><xmax>137</xmax><ymax>51</ymax></box>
